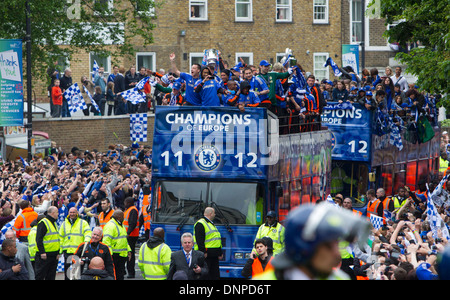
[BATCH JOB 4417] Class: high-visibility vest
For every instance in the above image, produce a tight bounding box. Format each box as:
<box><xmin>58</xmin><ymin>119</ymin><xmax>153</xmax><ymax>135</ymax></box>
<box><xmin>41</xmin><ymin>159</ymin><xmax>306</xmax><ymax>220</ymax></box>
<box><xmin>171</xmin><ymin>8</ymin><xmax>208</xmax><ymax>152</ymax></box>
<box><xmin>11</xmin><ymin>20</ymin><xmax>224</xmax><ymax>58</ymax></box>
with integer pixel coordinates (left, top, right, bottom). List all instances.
<box><xmin>59</xmin><ymin>217</ymin><xmax>92</xmax><ymax>254</ymax></box>
<box><xmin>13</xmin><ymin>207</ymin><xmax>38</xmax><ymax>237</ymax></box>
<box><xmin>253</xmin><ymin>222</ymin><xmax>285</xmax><ymax>255</ymax></box>
<box><xmin>28</xmin><ymin>226</ymin><xmax>37</xmax><ymax>261</ymax></box>
<box><xmin>103</xmin><ymin>218</ymin><xmax>131</xmax><ymax>257</ymax></box>
<box><xmin>392</xmin><ymin>196</ymin><xmax>407</xmax><ymax>210</ymax></box>
<box><xmin>366</xmin><ymin>199</ymin><xmax>382</xmax><ymax>217</ymax></box>
<box><xmin>352</xmin><ymin>209</ymin><xmax>363</xmax><ymax>217</ymax></box>
<box><xmin>193</xmin><ymin>218</ymin><xmax>222</xmax><ymax>250</ymax></box>
<box><xmin>440</xmin><ymin>157</ymin><xmax>449</xmax><ymax>174</ymax></box>
<box><xmin>99</xmin><ymin>209</ymin><xmax>115</xmax><ymax>228</ymax></box>
<box><xmin>39</xmin><ymin>218</ymin><xmax>60</xmax><ymax>253</ymax></box>
<box><xmin>339</xmin><ymin>241</ymin><xmax>353</xmax><ymax>259</ymax></box>
<box><xmin>251</xmin><ymin>256</ymin><xmax>274</xmax><ymax>278</ymax></box>
<box><xmin>138</xmin><ymin>242</ymin><xmax>171</xmax><ymax>280</ymax></box>
<box><xmin>142</xmin><ymin>205</ymin><xmax>151</xmax><ymax>231</ymax></box>
<box><xmin>124</xmin><ymin>206</ymin><xmax>140</xmax><ymax>237</ymax></box>
<box><xmin>382</xmin><ymin>197</ymin><xmax>393</xmax><ymax>211</ymax></box>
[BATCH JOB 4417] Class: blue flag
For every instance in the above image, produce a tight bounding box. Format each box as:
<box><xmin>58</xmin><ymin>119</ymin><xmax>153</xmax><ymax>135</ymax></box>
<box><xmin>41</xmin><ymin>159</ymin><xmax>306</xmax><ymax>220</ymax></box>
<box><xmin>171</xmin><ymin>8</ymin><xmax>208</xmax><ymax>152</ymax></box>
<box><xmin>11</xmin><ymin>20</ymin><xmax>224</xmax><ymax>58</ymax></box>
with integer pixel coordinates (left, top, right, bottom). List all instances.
<box><xmin>323</xmin><ymin>57</ymin><xmax>342</xmax><ymax>77</ymax></box>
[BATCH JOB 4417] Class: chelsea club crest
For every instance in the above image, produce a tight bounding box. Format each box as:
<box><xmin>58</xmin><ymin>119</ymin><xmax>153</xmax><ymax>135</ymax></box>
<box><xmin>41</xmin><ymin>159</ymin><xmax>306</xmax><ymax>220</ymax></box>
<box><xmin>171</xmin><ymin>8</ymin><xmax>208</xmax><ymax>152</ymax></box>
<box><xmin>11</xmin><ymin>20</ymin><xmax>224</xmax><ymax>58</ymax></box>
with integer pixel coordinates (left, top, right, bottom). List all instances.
<box><xmin>195</xmin><ymin>145</ymin><xmax>221</xmax><ymax>172</ymax></box>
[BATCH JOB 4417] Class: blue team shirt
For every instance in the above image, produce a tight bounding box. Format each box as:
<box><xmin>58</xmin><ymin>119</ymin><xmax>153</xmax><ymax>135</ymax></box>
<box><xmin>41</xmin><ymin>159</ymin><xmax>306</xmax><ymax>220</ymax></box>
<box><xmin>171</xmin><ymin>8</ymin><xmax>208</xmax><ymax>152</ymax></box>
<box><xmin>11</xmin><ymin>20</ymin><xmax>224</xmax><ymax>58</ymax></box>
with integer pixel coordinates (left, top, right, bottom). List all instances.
<box><xmin>239</xmin><ymin>91</ymin><xmax>260</xmax><ymax>106</ymax></box>
<box><xmin>180</xmin><ymin>72</ymin><xmax>202</xmax><ymax>106</ymax></box>
<box><xmin>196</xmin><ymin>79</ymin><xmax>221</xmax><ymax>107</ymax></box>
<box><xmin>248</xmin><ymin>76</ymin><xmax>269</xmax><ymax>102</ymax></box>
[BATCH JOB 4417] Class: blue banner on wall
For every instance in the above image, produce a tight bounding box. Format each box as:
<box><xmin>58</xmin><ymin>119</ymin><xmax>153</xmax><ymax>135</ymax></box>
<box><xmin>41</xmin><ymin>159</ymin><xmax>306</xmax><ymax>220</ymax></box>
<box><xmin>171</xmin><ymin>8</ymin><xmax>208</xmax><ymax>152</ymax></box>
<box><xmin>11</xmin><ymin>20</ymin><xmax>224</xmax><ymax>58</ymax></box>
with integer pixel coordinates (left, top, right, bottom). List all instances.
<box><xmin>321</xmin><ymin>102</ymin><xmax>373</xmax><ymax>162</ymax></box>
<box><xmin>152</xmin><ymin>106</ymin><xmax>279</xmax><ymax>180</ymax></box>
<box><xmin>0</xmin><ymin>39</ymin><xmax>23</xmax><ymax>126</ymax></box>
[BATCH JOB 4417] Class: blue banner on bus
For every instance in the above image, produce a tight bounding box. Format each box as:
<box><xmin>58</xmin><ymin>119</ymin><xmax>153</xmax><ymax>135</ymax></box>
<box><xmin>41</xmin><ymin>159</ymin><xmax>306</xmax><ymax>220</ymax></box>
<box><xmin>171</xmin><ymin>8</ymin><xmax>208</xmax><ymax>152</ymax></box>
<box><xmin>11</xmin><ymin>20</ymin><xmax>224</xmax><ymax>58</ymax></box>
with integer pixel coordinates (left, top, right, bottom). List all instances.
<box><xmin>152</xmin><ymin>106</ymin><xmax>278</xmax><ymax>180</ymax></box>
<box><xmin>321</xmin><ymin>102</ymin><xmax>373</xmax><ymax>162</ymax></box>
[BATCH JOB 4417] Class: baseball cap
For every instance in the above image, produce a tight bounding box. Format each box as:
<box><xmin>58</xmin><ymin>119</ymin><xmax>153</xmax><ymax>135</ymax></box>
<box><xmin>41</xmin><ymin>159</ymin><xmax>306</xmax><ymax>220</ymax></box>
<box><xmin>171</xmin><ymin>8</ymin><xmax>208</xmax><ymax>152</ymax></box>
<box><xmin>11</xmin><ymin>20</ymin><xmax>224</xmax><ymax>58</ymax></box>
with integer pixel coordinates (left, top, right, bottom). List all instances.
<box><xmin>260</xmin><ymin>60</ymin><xmax>271</xmax><ymax>67</ymax></box>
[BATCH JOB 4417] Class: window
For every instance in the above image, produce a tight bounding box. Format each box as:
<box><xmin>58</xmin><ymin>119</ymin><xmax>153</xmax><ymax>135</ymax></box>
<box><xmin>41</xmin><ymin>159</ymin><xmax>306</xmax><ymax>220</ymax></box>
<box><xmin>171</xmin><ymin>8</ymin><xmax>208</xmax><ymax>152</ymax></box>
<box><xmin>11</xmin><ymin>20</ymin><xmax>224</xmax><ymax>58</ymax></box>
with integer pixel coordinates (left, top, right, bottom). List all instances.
<box><xmin>313</xmin><ymin>53</ymin><xmax>329</xmax><ymax>80</ymax></box>
<box><xmin>235</xmin><ymin>0</ymin><xmax>252</xmax><ymax>22</ymax></box>
<box><xmin>235</xmin><ymin>52</ymin><xmax>253</xmax><ymax>66</ymax></box>
<box><xmin>136</xmin><ymin>52</ymin><xmax>156</xmax><ymax>71</ymax></box>
<box><xmin>313</xmin><ymin>0</ymin><xmax>328</xmax><ymax>24</ymax></box>
<box><xmin>350</xmin><ymin>0</ymin><xmax>362</xmax><ymax>43</ymax></box>
<box><xmin>153</xmin><ymin>181</ymin><xmax>263</xmax><ymax>225</ymax></box>
<box><xmin>276</xmin><ymin>0</ymin><xmax>292</xmax><ymax>22</ymax></box>
<box><xmin>136</xmin><ymin>0</ymin><xmax>155</xmax><ymax>16</ymax></box>
<box><xmin>90</xmin><ymin>52</ymin><xmax>111</xmax><ymax>76</ymax></box>
<box><xmin>94</xmin><ymin>0</ymin><xmax>113</xmax><ymax>16</ymax></box>
<box><xmin>189</xmin><ymin>0</ymin><xmax>208</xmax><ymax>21</ymax></box>
<box><xmin>190</xmin><ymin>52</ymin><xmax>204</xmax><ymax>67</ymax></box>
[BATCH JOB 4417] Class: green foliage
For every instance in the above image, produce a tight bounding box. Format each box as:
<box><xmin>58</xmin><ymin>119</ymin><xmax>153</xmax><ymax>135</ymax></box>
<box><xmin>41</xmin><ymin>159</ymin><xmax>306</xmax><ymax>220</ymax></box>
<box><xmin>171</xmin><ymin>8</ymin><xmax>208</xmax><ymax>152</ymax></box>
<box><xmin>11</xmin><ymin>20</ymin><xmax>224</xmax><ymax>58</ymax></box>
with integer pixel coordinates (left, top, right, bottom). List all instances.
<box><xmin>0</xmin><ymin>0</ymin><xmax>159</xmax><ymax>85</ymax></box>
<box><xmin>371</xmin><ymin>0</ymin><xmax>450</xmax><ymax>110</ymax></box>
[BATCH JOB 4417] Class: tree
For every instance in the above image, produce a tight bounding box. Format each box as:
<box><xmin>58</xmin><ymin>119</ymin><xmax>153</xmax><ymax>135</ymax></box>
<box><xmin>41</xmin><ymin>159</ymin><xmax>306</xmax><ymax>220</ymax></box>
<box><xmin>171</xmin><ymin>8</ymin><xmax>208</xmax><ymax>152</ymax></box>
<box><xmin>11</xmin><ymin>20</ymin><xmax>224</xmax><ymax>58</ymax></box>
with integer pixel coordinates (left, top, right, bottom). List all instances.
<box><xmin>0</xmin><ymin>0</ymin><xmax>159</xmax><ymax>87</ymax></box>
<box><xmin>369</xmin><ymin>0</ymin><xmax>449</xmax><ymax>108</ymax></box>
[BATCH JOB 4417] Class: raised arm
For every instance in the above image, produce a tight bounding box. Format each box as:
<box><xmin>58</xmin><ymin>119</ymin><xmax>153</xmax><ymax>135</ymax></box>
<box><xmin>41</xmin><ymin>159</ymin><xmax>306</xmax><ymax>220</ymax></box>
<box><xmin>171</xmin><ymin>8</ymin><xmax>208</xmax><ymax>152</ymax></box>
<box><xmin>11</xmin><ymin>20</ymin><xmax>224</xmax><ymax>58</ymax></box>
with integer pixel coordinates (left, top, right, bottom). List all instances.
<box><xmin>169</xmin><ymin>53</ymin><xmax>181</xmax><ymax>77</ymax></box>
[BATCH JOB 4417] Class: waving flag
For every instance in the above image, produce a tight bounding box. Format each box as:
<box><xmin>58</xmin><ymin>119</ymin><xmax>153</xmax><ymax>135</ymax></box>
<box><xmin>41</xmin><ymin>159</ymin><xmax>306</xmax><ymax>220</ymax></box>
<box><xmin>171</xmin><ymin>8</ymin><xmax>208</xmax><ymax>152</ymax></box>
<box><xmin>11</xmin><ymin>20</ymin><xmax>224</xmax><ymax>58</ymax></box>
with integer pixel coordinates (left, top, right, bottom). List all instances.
<box><xmin>323</xmin><ymin>57</ymin><xmax>342</xmax><ymax>77</ymax></box>
<box><xmin>83</xmin><ymin>87</ymin><xmax>101</xmax><ymax>115</ymax></box>
<box><xmin>91</xmin><ymin>60</ymin><xmax>99</xmax><ymax>81</ymax></box>
<box><xmin>426</xmin><ymin>182</ymin><xmax>450</xmax><ymax>240</ymax></box>
<box><xmin>369</xmin><ymin>214</ymin><xmax>384</xmax><ymax>230</ymax></box>
<box><xmin>64</xmin><ymin>83</ymin><xmax>87</xmax><ymax>113</ymax></box>
<box><xmin>121</xmin><ymin>88</ymin><xmax>146</xmax><ymax>105</ymax></box>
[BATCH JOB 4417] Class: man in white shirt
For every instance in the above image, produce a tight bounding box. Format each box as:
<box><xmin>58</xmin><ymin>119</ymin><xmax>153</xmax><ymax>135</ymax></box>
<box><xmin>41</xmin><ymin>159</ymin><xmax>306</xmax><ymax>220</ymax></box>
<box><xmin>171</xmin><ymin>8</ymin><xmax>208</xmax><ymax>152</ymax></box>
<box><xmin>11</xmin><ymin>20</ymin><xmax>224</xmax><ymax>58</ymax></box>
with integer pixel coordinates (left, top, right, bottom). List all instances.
<box><xmin>390</xmin><ymin>66</ymin><xmax>409</xmax><ymax>92</ymax></box>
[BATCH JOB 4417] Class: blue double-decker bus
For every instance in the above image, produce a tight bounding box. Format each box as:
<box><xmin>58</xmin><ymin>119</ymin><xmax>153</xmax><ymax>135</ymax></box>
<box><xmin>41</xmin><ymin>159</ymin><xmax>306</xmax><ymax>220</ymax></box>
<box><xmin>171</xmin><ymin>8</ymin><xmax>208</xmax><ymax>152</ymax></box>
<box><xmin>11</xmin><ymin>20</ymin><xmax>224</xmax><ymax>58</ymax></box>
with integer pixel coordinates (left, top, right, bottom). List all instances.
<box><xmin>150</xmin><ymin>106</ymin><xmax>332</xmax><ymax>278</ymax></box>
<box><xmin>321</xmin><ymin>102</ymin><xmax>440</xmax><ymax>208</ymax></box>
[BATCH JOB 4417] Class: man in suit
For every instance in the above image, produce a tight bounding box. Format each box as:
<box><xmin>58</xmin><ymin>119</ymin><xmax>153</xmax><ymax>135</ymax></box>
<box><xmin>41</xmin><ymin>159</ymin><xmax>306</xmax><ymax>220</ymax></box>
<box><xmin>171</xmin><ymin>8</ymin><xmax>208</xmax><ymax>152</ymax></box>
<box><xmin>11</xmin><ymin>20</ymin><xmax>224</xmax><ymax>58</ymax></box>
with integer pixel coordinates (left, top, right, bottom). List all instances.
<box><xmin>167</xmin><ymin>232</ymin><xmax>208</xmax><ymax>280</ymax></box>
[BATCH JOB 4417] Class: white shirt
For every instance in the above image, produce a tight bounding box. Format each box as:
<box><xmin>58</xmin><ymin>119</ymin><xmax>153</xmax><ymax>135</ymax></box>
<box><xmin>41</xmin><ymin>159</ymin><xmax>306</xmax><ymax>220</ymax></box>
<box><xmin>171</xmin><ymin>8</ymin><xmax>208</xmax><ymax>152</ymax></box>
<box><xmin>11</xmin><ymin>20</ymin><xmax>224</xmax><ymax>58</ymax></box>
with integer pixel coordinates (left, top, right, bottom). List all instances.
<box><xmin>390</xmin><ymin>74</ymin><xmax>409</xmax><ymax>92</ymax></box>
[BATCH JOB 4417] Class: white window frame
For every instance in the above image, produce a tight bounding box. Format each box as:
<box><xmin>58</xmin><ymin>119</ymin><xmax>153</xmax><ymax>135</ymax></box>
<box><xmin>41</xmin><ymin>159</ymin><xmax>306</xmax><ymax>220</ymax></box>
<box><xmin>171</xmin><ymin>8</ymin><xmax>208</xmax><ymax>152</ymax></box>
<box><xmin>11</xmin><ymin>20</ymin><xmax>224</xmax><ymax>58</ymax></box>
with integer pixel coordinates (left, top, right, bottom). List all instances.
<box><xmin>94</xmin><ymin>0</ymin><xmax>113</xmax><ymax>16</ymax></box>
<box><xmin>89</xmin><ymin>52</ymin><xmax>111</xmax><ymax>77</ymax></box>
<box><xmin>350</xmin><ymin>0</ymin><xmax>363</xmax><ymax>44</ymax></box>
<box><xmin>313</xmin><ymin>52</ymin><xmax>329</xmax><ymax>80</ymax></box>
<box><xmin>189</xmin><ymin>52</ymin><xmax>205</xmax><ymax>67</ymax></box>
<box><xmin>276</xmin><ymin>0</ymin><xmax>292</xmax><ymax>22</ymax></box>
<box><xmin>235</xmin><ymin>0</ymin><xmax>252</xmax><ymax>22</ymax></box>
<box><xmin>313</xmin><ymin>0</ymin><xmax>329</xmax><ymax>24</ymax></box>
<box><xmin>189</xmin><ymin>0</ymin><xmax>208</xmax><ymax>21</ymax></box>
<box><xmin>276</xmin><ymin>53</ymin><xmax>286</xmax><ymax>63</ymax></box>
<box><xmin>136</xmin><ymin>0</ymin><xmax>156</xmax><ymax>17</ymax></box>
<box><xmin>136</xmin><ymin>52</ymin><xmax>156</xmax><ymax>71</ymax></box>
<box><xmin>235</xmin><ymin>52</ymin><xmax>253</xmax><ymax>66</ymax></box>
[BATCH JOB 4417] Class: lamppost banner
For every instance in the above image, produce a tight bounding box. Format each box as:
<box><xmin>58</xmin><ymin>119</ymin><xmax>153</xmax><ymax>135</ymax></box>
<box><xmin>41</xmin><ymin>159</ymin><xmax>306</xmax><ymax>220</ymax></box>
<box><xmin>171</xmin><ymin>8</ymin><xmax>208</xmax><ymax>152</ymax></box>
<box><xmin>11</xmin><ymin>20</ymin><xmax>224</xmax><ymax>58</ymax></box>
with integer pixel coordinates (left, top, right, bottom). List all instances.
<box><xmin>0</xmin><ymin>39</ymin><xmax>23</xmax><ymax>126</ymax></box>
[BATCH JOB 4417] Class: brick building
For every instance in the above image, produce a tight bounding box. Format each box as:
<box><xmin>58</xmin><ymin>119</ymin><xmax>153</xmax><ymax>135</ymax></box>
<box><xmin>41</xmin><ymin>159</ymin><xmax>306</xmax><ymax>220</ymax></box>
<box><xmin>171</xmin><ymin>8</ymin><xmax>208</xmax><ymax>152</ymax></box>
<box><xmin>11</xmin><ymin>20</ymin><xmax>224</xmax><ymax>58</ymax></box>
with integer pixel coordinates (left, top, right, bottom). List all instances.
<box><xmin>36</xmin><ymin>0</ymin><xmax>348</xmax><ymax>102</ymax></box>
<box><xmin>34</xmin><ymin>0</ymin><xmax>401</xmax><ymax>102</ymax></box>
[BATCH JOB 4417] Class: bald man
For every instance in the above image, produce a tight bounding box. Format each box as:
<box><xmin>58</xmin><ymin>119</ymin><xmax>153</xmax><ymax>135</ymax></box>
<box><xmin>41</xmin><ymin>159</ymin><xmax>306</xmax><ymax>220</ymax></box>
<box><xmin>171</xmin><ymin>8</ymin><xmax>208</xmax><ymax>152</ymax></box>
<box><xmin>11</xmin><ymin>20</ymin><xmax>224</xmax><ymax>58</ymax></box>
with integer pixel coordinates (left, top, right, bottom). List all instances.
<box><xmin>80</xmin><ymin>257</ymin><xmax>114</xmax><ymax>280</ymax></box>
<box><xmin>35</xmin><ymin>206</ymin><xmax>60</xmax><ymax>280</ymax></box>
<box><xmin>194</xmin><ymin>207</ymin><xmax>223</xmax><ymax>280</ymax></box>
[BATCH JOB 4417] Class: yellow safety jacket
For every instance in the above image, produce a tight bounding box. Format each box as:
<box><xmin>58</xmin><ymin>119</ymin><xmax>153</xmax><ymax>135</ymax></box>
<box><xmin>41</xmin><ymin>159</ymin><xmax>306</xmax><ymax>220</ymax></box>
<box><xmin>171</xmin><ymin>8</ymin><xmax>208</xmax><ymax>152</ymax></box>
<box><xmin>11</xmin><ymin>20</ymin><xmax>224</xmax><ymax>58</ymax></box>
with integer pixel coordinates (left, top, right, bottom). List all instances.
<box><xmin>440</xmin><ymin>157</ymin><xmax>449</xmax><ymax>174</ymax></box>
<box><xmin>27</xmin><ymin>226</ymin><xmax>37</xmax><ymax>261</ymax></box>
<box><xmin>59</xmin><ymin>216</ymin><xmax>92</xmax><ymax>254</ymax></box>
<box><xmin>39</xmin><ymin>217</ymin><xmax>60</xmax><ymax>253</ymax></box>
<box><xmin>138</xmin><ymin>242</ymin><xmax>171</xmax><ymax>280</ymax></box>
<box><xmin>253</xmin><ymin>222</ymin><xmax>285</xmax><ymax>255</ymax></box>
<box><xmin>193</xmin><ymin>218</ymin><xmax>222</xmax><ymax>250</ymax></box>
<box><xmin>103</xmin><ymin>218</ymin><xmax>131</xmax><ymax>257</ymax></box>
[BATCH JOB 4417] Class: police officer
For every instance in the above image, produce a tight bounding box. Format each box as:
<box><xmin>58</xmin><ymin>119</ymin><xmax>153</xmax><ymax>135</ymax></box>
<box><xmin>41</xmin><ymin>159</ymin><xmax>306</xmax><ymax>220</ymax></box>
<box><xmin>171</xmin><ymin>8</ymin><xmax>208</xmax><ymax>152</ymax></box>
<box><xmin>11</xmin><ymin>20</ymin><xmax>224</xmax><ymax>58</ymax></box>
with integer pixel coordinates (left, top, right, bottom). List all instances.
<box><xmin>59</xmin><ymin>207</ymin><xmax>92</xmax><ymax>280</ymax></box>
<box><xmin>253</xmin><ymin>211</ymin><xmax>285</xmax><ymax>256</ymax></box>
<box><xmin>253</xmin><ymin>202</ymin><xmax>371</xmax><ymax>280</ymax></box>
<box><xmin>193</xmin><ymin>207</ymin><xmax>222</xmax><ymax>280</ymax></box>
